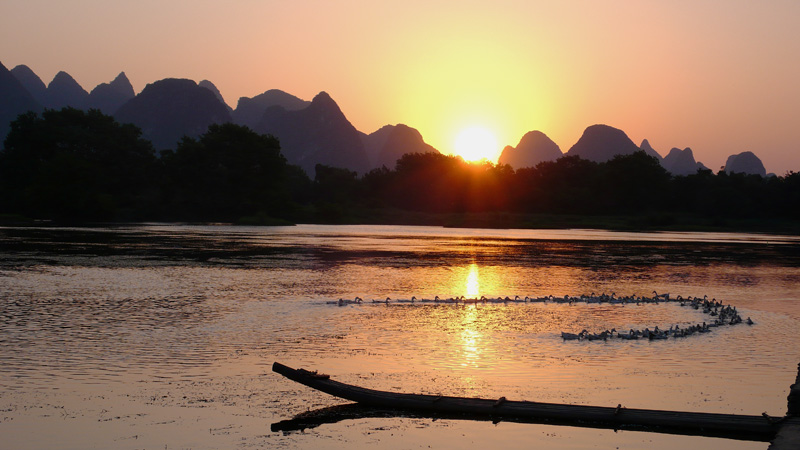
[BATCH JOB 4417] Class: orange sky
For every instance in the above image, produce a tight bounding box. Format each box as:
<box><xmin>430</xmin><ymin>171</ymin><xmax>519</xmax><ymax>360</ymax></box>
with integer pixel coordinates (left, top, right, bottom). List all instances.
<box><xmin>2</xmin><ymin>0</ymin><xmax>799</xmax><ymax>173</ymax></box>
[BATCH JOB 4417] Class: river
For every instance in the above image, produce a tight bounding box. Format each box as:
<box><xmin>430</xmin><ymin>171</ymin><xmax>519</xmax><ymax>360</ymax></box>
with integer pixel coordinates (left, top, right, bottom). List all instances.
<box><xmin>1</xmin><ymin>224</ymin><xmax>799</xmax><ymax>449</ymax></box>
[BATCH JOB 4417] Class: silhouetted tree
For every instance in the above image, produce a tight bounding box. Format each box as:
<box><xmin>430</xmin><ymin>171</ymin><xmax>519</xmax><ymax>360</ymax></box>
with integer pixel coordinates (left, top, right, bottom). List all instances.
<box><xmin>388</xmin><ymin>152</ymin><xmax>471</xmax><ymax>213</ymax></box>
<box><xmin>3</xmin><ymin>107</ymin><xmax>799</xmax><ymax>227</ymax></box>
<box><xmin>361</xmin><ymin>166</ymin><xmax>394</xmax><ymax>208</ymax></box>
<box><xmin>313</xmin><ymin>164</ymin><xmax>360</xmax><ymax>205</ymax></box>
<box><xmin>520</xmin><ymin>156</ymin><xmax>600</xmax><ymax>213</ymax></box>
<box><xmin>161</xmin><ymin>123</ymin><xmax>299</xmax><ymax>221</ymax></box>
<box><xmin>781</xmin><ymin>171</ymin><xmax>800</xmax><ymax>219</ymax></box>
<box><xmin>462</xmin><ymin>161</ymin><xmax>514</xmax><ymax>212</ymax></box>
<box><xmin>599</xmin><ymin>151</ymin><xmax>670</xmax><ymax>212</ymax></box>
<box><xmin>0</xmin><ymin>108</ymin><xmax>157</xmax><ymax>221</ymax></box>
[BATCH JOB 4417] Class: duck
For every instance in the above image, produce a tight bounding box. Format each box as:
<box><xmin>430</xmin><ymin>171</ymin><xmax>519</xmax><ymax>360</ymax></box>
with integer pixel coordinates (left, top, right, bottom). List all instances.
<box><xmin>618</xmin><ymin>329</ymin><xmax>638</xmax><ymax>340</ymax></box>
<box><xmin>561</xmin><ymin>330</ymin><xmax>585</xmax><ymax>341</ymax></box>
<box><xmin>584</xmin><ymin>330</ymin><xmax>610</xmax><ymax>341</ymax></box>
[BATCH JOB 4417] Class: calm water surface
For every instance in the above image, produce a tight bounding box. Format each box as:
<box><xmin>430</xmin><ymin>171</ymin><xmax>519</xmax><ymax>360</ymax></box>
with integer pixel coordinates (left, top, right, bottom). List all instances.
<box><xmin>1</xmin><ymin>224</ymin><xmax>799</xmax><ymax>449</ymax></box>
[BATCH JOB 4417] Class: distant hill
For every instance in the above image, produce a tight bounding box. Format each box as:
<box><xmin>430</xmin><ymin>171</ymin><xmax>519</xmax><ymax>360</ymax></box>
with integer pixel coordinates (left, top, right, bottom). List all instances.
<box><xmin>10</xmin><ymin>64</ymin><xmax>47</xmax><ymax>105</ymax></box>
<box><xmin>46</xmin><ymin>71</ymin><xmax>89</xmax><ymax>109</ymax></box>
<box><xmin>361</xmin><ymin>125</ymin><xmax>393</xmax><ymax>167</ymax></box>
<box><xmin>566</xmin><ymin>124</ymin><xmax>641</xmax><ymax>162</ymax></box>
<box><xmin>0</xmin><ymin>63</ymin><xmax>783</xmax><ymax>179</ymax></box>
<box><xmin>362</xmin><ymin>124</ymin><xmax>438</xmax><ymax>170</ymax></box>
<box><xmin>88</xmin><ymin>72</ymin><xmax>135</xmax><ymax>114</ymax></box>
<box><xmin>0</xmin><ymin>61</ymin><xmax>43</xmax><ymax>143</ymax></box>
<box><xmin>724</xmin><ymin>151</ymin><xmax>766</xmax><ymax>176</ymax></box>
<box><xmin>639</xmin><ymin>139</ymin><xmax>664</xmax><ymax>162</ymax></box>
<box><xmin>498</xmin><ymin>130</ymin><xmax>562</xmax><ymax>169</ymax></box>
<box><xmin>232</xmin><ymin>89</ymin><xmax>309</xmax><ymax>130</ymax></box>
<box><xmin>199</xmin><ymin>80</ymin><xmax>232</xmax><ymax>112</ymax></box>
<box><xmin>662</xmin><ymin>147</ymin><xmax>708</xmax><ymax>176</ymax></box>
<box><xmin>254</xmin><ymin>91</ymin><xmax>369</xmax><ymax>175</ymax></box>
<box><xmin>115</xmin><ymin>78</ymin><xmax>232</xmax><ymax>150</ymax></box>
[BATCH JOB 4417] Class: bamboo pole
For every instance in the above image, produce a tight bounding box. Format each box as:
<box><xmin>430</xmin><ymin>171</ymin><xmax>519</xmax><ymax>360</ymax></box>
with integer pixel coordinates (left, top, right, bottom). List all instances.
<box><xmin>273</xmin><ymin>362</ymin><xmax>779</xmax><ymax>441</ymax></box>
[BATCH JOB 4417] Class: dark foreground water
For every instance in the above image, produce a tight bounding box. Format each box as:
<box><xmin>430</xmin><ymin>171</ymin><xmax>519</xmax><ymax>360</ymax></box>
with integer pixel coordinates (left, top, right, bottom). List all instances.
<box><xmin>1</xmin><ymin>224</ymin><xmax>799</xmax><ymax>449</ymax></box>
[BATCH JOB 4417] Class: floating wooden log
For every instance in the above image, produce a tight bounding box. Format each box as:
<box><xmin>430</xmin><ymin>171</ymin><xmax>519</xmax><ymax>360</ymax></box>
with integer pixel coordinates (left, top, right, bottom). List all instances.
<box><xmin>272</xmin><ymin>362</ymin><xmax>780</xmax><ymax>442</ymax></box>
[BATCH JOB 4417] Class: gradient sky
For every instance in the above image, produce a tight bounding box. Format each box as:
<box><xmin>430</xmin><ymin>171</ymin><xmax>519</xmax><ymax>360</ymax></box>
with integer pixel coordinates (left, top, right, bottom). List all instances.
<box><xmin>2</xmin><ymin>0</ymin><xmax>799</xmax><ymax>174</ymax></box>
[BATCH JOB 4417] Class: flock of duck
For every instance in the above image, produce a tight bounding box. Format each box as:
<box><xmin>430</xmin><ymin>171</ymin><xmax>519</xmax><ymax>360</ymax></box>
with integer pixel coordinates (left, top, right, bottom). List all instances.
<box><xmin>326</xmin><ymin>291</ymin><xmax>754</xmax><ymax>341</ymax></box>
<box><xmin>559</xmin><ymin>293</ymin><xmax>753</xmax><ymax>342</ymax></box>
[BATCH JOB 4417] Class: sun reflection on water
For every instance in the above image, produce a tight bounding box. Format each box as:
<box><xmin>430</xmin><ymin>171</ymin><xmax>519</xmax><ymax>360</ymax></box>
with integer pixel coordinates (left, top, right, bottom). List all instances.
<box><xmin>465</xmin><ymin>263</ymin><xmax>480</xmax><ymax>298</ymax></box>
<box><xmin>459</xmin><ymin>305</ymin><xmax>482</xmax><ymax>369</ymax></box>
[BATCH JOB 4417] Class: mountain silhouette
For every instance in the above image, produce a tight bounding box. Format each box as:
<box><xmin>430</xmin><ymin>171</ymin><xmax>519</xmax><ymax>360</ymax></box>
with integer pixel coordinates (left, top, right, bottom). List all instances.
<box><xmin>10</xmin><ymin>65</ymin><xmax>47</xmax><ymax>105</ymax></box>
<box><xmin>0</xmin><ymin>63</ymin><xmax>780</xmax><ymax>178</ymax></box>
<box><xmin>566</xmin><ymin>124</ymin><xmax>641</xmax><ymax>162</ymax></box>
<box><xmin>114</xmin><ymin>78</ymin><xmax>232</xmax><ymax>150</ymax></box>
<box><xmin>0</xmin><ymin>61</ymin><xmax>43</xmax><ymax>142</ymax></box>
<box><xmin>88</xmin><ymin>72</ymin><xmax>135</xmax><ymax>114</ymax></box>
<box><xmin>639</xmin><ymin>139</ymin><xmax>664</xmax><ymax>162</ymax></box>
<box><xmin>662</xmin><ymin>147</ymin><xmax>708</xmax><ymax>176</ymax></box>
<box><xmin>362</xmin><ymin>124</ymin><xmax>438</xmax><ymax>170</ymax></box>
<box><xmin>232</xmin><ymin>89</ymin><xmax>310</xmax><ymax>130</ymax></box>
<box><xmin>199</xmin><ymin>80</ymin><xmax>232</xmax><ymax>112</ymax></box>
<box><xmin>361</xmin><ymin>125</ymin><xmax>393</xmax><ymax>167</ymax></box>
<box><xmin>254</xmin><ymin>91</ymin><xmax>369</xmax><ymax>174</ymax></box>
<box><xmin>498</xmin><ymin>130</ymin><xmax>562</xmax><ymax>169</ymax></box>
<box><xmin>724</xmin><ymin>151</ymin><xmax>766</xmax><ymax>176</ymax></box>
<box><xmin>46</xmin><ymin>71</ymin><xmax>89</xmax><ymax>109</ymax></box>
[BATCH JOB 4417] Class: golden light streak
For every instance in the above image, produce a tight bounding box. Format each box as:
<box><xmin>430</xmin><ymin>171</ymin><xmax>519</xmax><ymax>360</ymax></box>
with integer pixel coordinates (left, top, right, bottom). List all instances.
<box><xmin>465</xmin><ymin>263</ymin><xmax>480</xmax><ymax>299</ymax></box>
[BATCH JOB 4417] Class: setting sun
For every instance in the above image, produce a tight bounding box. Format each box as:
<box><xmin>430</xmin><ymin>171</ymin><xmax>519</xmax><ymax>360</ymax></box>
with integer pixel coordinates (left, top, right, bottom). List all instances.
<box><xmin>454</xmin><ymin>126</ymin><xmax>499</xmax><ymax>163</ymax></box>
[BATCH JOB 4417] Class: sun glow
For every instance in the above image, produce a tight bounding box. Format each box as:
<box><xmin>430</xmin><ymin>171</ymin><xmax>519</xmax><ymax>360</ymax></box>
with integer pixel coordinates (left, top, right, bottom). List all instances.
<box><xmin>454</xmin><ymin>126</ymin><xmax>499</xmax><ymax>162</ymax></box>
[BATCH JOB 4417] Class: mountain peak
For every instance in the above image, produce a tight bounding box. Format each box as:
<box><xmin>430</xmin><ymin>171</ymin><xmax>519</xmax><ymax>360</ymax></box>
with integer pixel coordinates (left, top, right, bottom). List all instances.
<box><xmin>10</xmin><ymin>64</ymin><xmax>47</xmax><ymax>104</ymax></box>
<box><xmin>199</xmin><ymin>80</ymin><xmax>230</xmax><ymax>110</ymax></box>
<box><xmin>304</xmin><ymin>91</ymin><xmax>347</xmax><ymax>121</ymax></box>
<box><xmin>565</xmin><ymin>124</ymin><xmax>639</xmax><ymax>162</ymax></box>
<box><xmin>362</xmin><ymin>123</ymin><xmax>437</xmax><ymax>170</ymax></box>
<box><xmin>254</xmin><ymin>90</ymin><xmax>370</xmax><ymax>174</ymax></box>
<box><xmin>143</xmin><ymin>78</ymin><xmax>198</xmax><ymax>92</ymax></box>
<box><xmin>110</xmin><ymin>72</ymin><xmax>132</xmax><ymax>88</ymax></box>
<box><xmin>50</xmin><ymin>71</ymin><xmax>81</xmax><ymax>88</ymax></box>
<box><xmin>724</xmin><ymin>151</ymin><xmax>766</xmax><ymax>176</ymax></box>
<box><xmin>46</xmin><ymin>70</ymin><xmax>89</xmax><ymax>109</ymax></box>
<box><xmin>309</xmin><ymin>91</ymin><xmax>339</xmax><ymax>110</ymax></box>
<box><xmin>88</xmin><ymin>72</ymin><xmax>135</xmax><ymax>114</ymax></box>
<box><xmin>231</xmin><ymin>89</ymin><xmax>309</xmax><ymax>129</ymax></box>
<box><xmin>241</xmin><ymin>89</ymin><xmax>308</xmax><ymax>110</ymax></box>
<box><xmin>312</xmin><ymin>91</ymin><xmax>333</xmax><ymax>102</ymax></box>
<box><xmin>499</xmin><ymin>130</ymin><xmax>562</xmax><ymax>169</ymax></box>
<box><xmin>0</xmin><ymin>61</ymin><xmax>43</xmax><ymax>142</ymax></box>
<box><xmin>662</xmin><ymin>147</ymin><xmax>707</xmax><ymax>176</ymax></box>
<box><xmin>639</xmin><ymin>139</ymin><xmax>663</xmax><ymax>161</ymax></box>
<box><xmin>114</xmin><ymin>77</ymin><xmax>232</xmax><ymax>150</ymax></box>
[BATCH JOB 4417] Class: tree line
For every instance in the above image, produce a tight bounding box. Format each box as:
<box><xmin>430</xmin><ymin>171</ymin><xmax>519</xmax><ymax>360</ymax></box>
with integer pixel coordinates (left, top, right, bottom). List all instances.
<box><xmin>1</xmin><ymin>108</ymin><xmax>798</xmax><ymax>227</ymax></box>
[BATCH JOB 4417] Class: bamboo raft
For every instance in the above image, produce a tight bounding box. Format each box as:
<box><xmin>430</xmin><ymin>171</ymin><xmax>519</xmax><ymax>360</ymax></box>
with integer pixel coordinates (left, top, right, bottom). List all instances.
<box><xmin>273</xmin><ymin>362</ymin><xmax>798</xmax><ymax>443</ymax></box>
